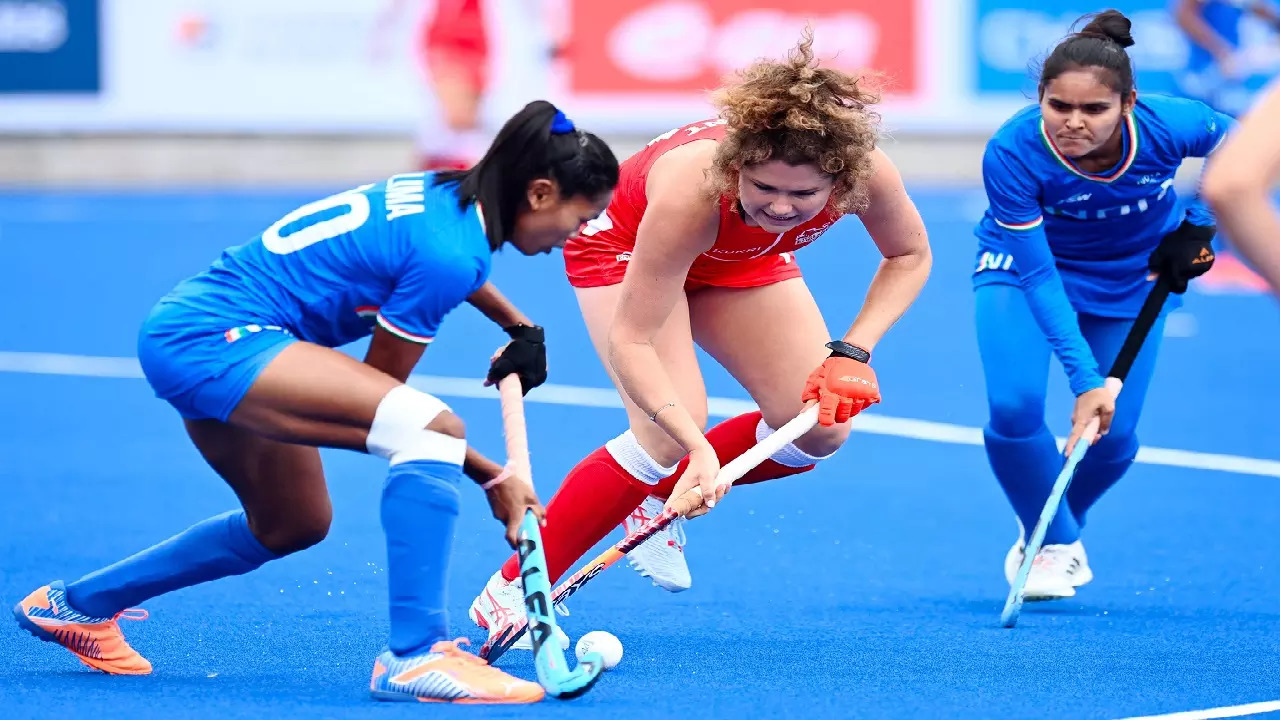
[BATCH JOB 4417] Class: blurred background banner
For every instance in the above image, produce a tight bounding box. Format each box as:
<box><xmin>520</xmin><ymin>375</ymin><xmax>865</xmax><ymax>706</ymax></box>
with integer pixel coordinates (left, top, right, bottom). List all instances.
<box><xmin>974</xmin><ymin>0</ymin><xmax>1184</xmax><ymax>96</ymax></box>
<box><xmin>973</xmin><ymin>0</ymin><xmax>1280</xmax><ymax>98</ymax></box>
<box><xmin>0</xmin><ymin>0</ymin><xmax>101</xmax><ymax>94</ymax></box>
<box><xmin>0</xmin><ymin>0</ymin><xmax>426</xmax><ymax>132</ymax></box>
<box><xmin>2</xmin><ymin>0</ymin><xmax>1278</xmax><ymax>135</ymax></box>
<box><xmin>2</xmin><ymin>0</ymin><xmax>1279</xmax><ymax>187</ymax></box>
<box><xmin>561</xmin><ymin>0</ymin><xmax>921</xmax><ymax>131</ymax></box>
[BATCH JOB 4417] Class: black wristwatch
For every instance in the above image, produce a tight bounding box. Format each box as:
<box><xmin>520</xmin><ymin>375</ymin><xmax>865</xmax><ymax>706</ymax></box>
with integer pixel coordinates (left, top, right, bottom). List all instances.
<box><xmin>826</xmin><ymin>340</ymin><xmax>871</xmax><ymax>364</ymax></box>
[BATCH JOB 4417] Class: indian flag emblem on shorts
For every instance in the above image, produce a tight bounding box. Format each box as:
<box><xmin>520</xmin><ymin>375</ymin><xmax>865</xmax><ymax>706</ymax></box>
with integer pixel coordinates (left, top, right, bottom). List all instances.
<box><xmin>224</xmin><ymin>324</ymin><xmax>286</xmax><ymax>343</ymax></box>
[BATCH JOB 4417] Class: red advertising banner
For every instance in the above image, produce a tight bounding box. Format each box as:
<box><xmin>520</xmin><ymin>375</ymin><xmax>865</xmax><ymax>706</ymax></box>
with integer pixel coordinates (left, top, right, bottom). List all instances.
<box><xmin>567</xmin><ymin>0</ymin><xmax>919</xmax><ymax>99</ymax></box>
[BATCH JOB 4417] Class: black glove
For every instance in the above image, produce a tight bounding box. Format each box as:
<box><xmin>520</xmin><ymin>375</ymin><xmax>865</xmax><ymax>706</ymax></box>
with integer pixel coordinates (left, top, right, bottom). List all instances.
<box><xmin>1147</xmin><ymin>220</ymin><xmax>1216</xmax><ymax>294</ymax></box>
<box><xmin>486</xmin><ymin>324</ymin><xmax>547</xmax><ymax>395</ymax></box>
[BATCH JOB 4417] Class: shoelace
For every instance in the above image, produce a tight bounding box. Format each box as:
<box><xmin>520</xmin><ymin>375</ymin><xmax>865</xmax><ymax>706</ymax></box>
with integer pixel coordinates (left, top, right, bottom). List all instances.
<box><xmin>433</xmin><ymin>638</ymin><xmax>488</xmax><ymax>666</ymax></box>
<box><xmin>511</xmin><ymin>577</ymin><xmax>570</xmax><ymax>617</ymax></box>
<box><xmin>432</xmin><ymin>639</ymin><xmax>524</xmax><ymax>682</ymax></box>
<box><xmin>498</xmin><ymin>580</ymin><xmax>570</xmax><ymax>620</ymax></box>
<box><xmin>667</xmin><ymin>515</ymin><xmax>688</xmax><ymax>548</ymax></box>
<box><xmin>630</xmin><ymin>503</ymin><xmax>687</xmax><ymax>549</ymax></box>
<box><xmin>1032</xmin><ymin>546</ymin><xmax>1078</xmax><ymax>573</ymax></box>
<box><xmin>113</xmin><ymin>609</ymin><xmax>149</xmax><ymax>623</ymax></box>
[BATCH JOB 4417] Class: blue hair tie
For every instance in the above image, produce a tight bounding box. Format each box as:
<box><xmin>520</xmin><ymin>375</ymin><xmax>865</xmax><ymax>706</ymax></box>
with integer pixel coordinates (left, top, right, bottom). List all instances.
<box><xmin>550</xmin><ymin>109</ymin><xmax>576</xmax><ymax>134</ymax></box>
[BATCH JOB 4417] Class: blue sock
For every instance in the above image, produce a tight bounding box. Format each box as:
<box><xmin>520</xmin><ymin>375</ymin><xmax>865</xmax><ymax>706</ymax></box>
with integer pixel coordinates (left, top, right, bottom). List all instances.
<box><xmin>381</xmin><ymin>460</ymin><xmax>461</xmax><ymax>657</ymax></box>
<box><xmin>1066</xmin><ymin>438</ymin><xmax>1137</xmax><ymax>529</ymax></box>
<box><xmin>984</xmin><ymin>425</ymin><xmax>1080</xmax><ymax>546</ymax></box>
<box><xmin>65</xmin><ymin>510</ymin><xmax>279</xmax><ymax>618</ymax></box>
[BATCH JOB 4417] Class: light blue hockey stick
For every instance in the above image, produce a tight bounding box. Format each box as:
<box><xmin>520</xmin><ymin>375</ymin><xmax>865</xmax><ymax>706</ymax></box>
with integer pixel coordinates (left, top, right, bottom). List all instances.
<box><xmin>516</xmin><ymin>510</ymin><xmax>604</xmax><ymax>698</ymax></box>
<box><xmin>1000</xmin><ymin>277</ymin><xmax>1171</xmax><ymax>628</ymax></box>
<box><xmin>498</xmin><ymin>376</ymin><xmax>604</xmax><ymax>698</ymax></box>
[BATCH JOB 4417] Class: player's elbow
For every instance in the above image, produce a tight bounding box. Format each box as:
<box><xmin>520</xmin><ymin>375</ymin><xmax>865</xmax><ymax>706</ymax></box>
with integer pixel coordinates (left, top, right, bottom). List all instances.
<box><xmin>1017</xmin><ymin>264</ymin><xmax>1054</xmax><ymax>292</ymax></box>
<box><xmin>892</xmin><ymin>236</ymin><xmax>933</xmax><ymax>274</ymax></box>
<box><xmin>606</xmin><ymin>322</ymin><xmax>654</xmax><ymax>360</ymax></box>
<box><xmin>605</xmin><ymin>329</ymin><xmax>659</xmax><ymax>391</ymax></box>
<box><xmin>1201</xmin><ymin>163</ymin><xmax>1264</xmax><ymax>213</ymax></box>
<box><xmin>1200</xmin><ymin>135</ymin><xmax>1280</xmax><ymax>210</ymax></box>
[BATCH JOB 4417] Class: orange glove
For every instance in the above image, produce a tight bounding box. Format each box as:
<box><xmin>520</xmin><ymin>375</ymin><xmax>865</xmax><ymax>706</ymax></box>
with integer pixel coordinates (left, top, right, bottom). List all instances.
<box><xmin>801</xmin><ymin>342</ymin><xmax>881</xmax><ymax>426</ymax></box>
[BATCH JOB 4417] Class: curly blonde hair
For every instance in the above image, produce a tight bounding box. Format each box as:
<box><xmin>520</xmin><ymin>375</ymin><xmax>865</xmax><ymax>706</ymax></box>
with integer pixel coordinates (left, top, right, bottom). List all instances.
<box><xmin>708</xmin><ymin>27</ymin><xmax>883</xmax><ymax>215</ymax></box>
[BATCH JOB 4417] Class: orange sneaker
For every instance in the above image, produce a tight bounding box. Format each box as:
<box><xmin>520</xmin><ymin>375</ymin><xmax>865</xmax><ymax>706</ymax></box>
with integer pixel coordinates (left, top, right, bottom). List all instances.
<box><xmin>13</xmin><ymin>581</ymin><xmax>151</xmax><ymax>675</ymax></box>
<box><xmin>370</xmin><ymin>638</ymin><xmax>544</xmax><ymax>703</ymax></box>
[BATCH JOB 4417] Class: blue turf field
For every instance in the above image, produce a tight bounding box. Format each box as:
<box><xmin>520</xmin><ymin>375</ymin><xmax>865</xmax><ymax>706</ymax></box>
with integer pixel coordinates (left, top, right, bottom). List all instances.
<box><xmin>2</xmin><ymin>187</ymin><xmax>1279</xmax><ymax>719</ymax></box>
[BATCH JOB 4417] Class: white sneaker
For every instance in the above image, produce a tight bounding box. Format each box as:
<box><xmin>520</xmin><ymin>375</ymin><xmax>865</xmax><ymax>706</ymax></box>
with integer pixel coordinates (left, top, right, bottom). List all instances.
<box><xmin>621</xmin><ymin>495</ymin><xmax>691</xmax><ymax>592</ymax></box>
<box><xmin>1005</xmin><ymin>531</ymin><xmax>1093</xmax><ymax>601</ymax></box>
<box><xmin>1003</xmin><ymin>518</ymin><xmax>1028</xmax><ymax>586</ymax></box>
<box><xmin>468</xmin><ymin>570</ymin><xmax>569</xmax><ymax>652</ymax></box>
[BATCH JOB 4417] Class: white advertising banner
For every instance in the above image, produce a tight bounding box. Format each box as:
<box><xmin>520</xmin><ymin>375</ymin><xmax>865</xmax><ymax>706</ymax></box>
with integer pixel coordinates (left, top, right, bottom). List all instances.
<box><xmin>0</xmin><ymin>0</ymin><xmax>1275</xmax><ymax>135</ymax></box>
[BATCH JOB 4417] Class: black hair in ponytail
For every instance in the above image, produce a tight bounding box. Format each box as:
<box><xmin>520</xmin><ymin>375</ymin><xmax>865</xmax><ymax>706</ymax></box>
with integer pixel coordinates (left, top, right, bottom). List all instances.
<box><xmin>433</xmin><ymin>100</ymin><xmax>619</xmax><ymax>251</ymax></box>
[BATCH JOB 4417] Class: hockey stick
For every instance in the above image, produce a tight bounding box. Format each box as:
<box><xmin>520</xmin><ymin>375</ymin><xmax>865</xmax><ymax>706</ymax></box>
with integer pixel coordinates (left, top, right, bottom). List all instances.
<box><xmin>497</xmin><ymin>375</ymin><xmax>604</xmax><ymax>698</ymax></box>
<box><xmin>482</xmin><ymin>402</ymin><xmax>822</xmax><ymax>662</ymax></box>
<box><xmin>1000</xmin><ymin>276</ymin><xmax>1171</xmax><ymax>628</ymax></box>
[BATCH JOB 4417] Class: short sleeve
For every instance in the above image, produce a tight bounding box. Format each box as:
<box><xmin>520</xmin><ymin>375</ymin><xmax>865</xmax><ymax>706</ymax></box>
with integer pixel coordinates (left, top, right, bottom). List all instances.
<box><xmin>1160</xmin><ymin>97</ymin><xmax>1237</xmax><ymax>227</ymax></box>
<box><xmin>1167</xmin><ymin>97</ymin><xmax>1236</xmax><ymax>159</ymax></box>
<box><xmin>376</xmin><ymin>248</ymin><xmax>484</xmax><ymax>344</ymax></box>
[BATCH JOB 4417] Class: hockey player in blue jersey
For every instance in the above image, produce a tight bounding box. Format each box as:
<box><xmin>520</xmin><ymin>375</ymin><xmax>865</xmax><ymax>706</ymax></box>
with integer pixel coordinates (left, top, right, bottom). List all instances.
<box><xmin>1173</xmin><ymin>0</ymin><xmax>1280</xmax><ymax>117</ymax></box>
<box><xmin>974</xmin><ymin>10</ymin><xmax>1230</xmax><ymax>601</ymax></box>
<box><xmin>12</xmin><ymin>100</ymin><xmax>619</xmax><ymax>704</ymax></box>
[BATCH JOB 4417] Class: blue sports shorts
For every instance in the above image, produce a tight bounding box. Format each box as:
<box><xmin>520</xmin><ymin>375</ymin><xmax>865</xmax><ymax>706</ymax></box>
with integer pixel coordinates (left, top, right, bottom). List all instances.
<box><xmin>137</xmin><ymin>300</ymin><xmax>296</xmax><ymax>422</ymax></box>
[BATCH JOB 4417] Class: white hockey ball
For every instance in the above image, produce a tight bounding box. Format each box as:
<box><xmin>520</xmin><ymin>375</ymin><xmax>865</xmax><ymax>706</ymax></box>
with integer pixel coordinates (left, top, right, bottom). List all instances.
<box><xmin>575</xmin><ymin>630</ymin><xmax>623</xmax><ymax>670</ymax></box>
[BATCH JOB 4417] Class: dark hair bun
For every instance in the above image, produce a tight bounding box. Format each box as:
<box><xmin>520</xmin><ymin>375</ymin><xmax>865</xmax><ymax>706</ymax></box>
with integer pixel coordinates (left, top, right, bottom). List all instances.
<box><xmin>1080</xmin><ymin>9</ymin><xmax>1135</xmax><ymax>48</ymax></box>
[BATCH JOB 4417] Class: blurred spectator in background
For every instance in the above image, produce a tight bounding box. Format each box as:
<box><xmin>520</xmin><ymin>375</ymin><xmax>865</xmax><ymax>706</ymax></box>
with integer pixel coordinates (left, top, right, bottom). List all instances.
<box><xmin>417</xmin><ymin>0</ymin><xmax>490</xmax><ymax>170</ymax></box>
<box><xmin>378</xmin><ymin>0</ymin><xmax>565</xmax><ymax>171</ymax></box>
<box><xmin>1173</xmin><ymin>0</ymin><xmax>1280</xmax><ymax>117</ymax></box>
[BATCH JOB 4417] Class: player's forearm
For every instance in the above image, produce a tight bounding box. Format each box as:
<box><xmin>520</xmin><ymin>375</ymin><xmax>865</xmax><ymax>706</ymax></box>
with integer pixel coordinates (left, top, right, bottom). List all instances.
<box><xmin>1208</xmin><ymin>189</ymin><xmax>1280</xmax><ymax>295</ymax></box>
<box><xmin>1248</xmin><ymin>2</ymin><xmax>1280</xmax><ymax>27</ymax></box>
<box><xmin>463</xmin><ymin>445</ymin><xmax>504</xmax><ymax>487</ymax></box>
<box><xmin>608</xmin><ymin>340</ymin><xmax>707</xmax><ymax>455</ymax></box>
<box><xmin>842</xmin><ymin>246</ymin><xmax>932</xmax><ymax>352</ymax></box>
<box><xmin>1176</xmin><ymin>5</ymin><xmax>1235</xmax><ymax>58</ymax></box>
<box><xmin>467</xmin><ymin>282</ymin><xmax>534</xmax><ymax>329</ymax></box>
<box><xmin>1201</xmin><ymin>80</ymin><xmax>1280</xmax><ymax>296</ymax></box>
<box><xmin>1021</xmin><ymin>274</ymin><xmax>1105</xmax><ymax>395</ymax></box>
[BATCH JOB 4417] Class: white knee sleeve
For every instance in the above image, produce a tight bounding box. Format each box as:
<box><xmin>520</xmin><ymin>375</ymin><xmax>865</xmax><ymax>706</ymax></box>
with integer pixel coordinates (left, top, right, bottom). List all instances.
<box><xmin>366</xmin><ymin>385</ymin><xmax>467</xmax><ymax>467</ymax></box>
<box><xmin>605</xmin><ymin>430</ymin><xmax>678</xmax><ymax>485</ymax></box>
<box><xmin>755</xmin><ymin>418</ymin><xmax>837</xmax><ymax>468</ymax></box>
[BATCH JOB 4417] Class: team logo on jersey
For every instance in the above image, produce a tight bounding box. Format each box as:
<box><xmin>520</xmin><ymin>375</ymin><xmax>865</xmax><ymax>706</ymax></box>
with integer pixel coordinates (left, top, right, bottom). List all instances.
<box><xmin>976</xmin><ymin>251</ymin><xmax>1014</xmax><ymax>274</ymax></box>
<box><xmin>794</xmin><ymin>220</ymin><xmax>835</xmax><ymax>247</ymax></box>
<box><xmin>705</xmin><ymin>246</ymin><xmax>765</xmax><ymax>257</ymax></box>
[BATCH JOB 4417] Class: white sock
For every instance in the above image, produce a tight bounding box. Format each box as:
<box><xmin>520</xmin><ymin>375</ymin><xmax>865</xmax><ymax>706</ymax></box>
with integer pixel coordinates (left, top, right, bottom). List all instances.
<box><xmin>755</xmin><ymin>418</ymin><xmax>836</xmax><ymax>468</ymax></box>
<box><xmin>605</xmin><ymin>430</ymin><xmax>678</xmax><ymax>486</ymax></box>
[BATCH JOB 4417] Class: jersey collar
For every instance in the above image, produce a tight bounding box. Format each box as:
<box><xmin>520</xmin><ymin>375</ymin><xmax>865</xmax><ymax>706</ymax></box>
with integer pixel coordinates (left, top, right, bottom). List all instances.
<box><xmin>1038</xmin><ymin>112</ymin><xmax>1138</xmax><ymax>183</ymax></box>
